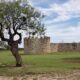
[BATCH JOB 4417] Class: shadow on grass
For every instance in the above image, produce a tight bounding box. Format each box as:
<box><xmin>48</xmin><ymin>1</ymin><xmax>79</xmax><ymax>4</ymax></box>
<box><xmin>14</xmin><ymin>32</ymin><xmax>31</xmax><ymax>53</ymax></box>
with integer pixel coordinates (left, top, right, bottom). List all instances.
<box><xmin>62</xmin><ymin>57</ymin><xmax>80</xmax><ymax>63</ymax></box>
<box><xmin>0</xmin><ymin>64</ymin><xmax>16</xmax><ymax>68</ymax></box>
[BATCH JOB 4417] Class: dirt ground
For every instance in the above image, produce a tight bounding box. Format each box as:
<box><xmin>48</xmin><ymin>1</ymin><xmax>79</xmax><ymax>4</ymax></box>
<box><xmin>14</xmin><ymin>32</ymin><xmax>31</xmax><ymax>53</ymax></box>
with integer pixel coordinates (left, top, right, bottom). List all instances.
<box><xmin>0</xmin><ymin>70</ymin><xmax>80</xmax><ymax>80</ymax></box>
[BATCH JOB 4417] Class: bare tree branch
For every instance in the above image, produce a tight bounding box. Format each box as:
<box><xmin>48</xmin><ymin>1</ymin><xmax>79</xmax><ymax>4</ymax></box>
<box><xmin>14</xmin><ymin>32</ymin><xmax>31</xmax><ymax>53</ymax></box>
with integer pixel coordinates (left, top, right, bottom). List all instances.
<box><xmin>0</xmin><ymin>23</ymin><xmax>9</xmax><ymax>42</ymax></box>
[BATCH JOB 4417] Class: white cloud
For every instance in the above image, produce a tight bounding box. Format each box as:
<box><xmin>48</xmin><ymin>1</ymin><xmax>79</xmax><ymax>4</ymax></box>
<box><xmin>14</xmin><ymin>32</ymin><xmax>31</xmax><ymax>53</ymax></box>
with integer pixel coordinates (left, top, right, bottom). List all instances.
<box><xmin>26</xmin><ymin>0</ymin><xmax>80</xmax><ymax>43</ymax></box>
<box><xmin>46</xmin><ymin>22</ymin><xmax>80</xmax><ymax>43</ymax></box>
<box><xmin>34</xmin><ymin>0</ymin><xmax>80</xmax><ymax>24</ymax></box>
<box><xmin>50</xmin><ymin>0</ymin><xmax>80</xmax><ymax>22</ymax></box>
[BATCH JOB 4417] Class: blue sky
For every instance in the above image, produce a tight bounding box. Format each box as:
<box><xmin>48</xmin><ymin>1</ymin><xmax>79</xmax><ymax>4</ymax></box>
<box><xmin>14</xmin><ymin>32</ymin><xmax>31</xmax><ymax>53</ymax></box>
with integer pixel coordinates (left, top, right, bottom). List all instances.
<box><xmin>29</xmin><ymin>0</ymin><xmax>80</xmax><ymax>43</ymax></box>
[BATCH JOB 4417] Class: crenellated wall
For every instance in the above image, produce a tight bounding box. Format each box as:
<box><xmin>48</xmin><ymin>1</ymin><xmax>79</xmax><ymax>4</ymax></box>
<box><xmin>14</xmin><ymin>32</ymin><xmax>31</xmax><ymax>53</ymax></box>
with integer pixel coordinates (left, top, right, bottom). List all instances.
<box><xmin>50</xmin><ymin>43</ymin><xmax>80</xmax><ymax>52</ymax></box>
<box><xmin>50</xmin><ymin>43</ymin><xmax>59</xmax><ymax>52</ymax></box>
<box><xmin>24</xmin><ymin>37</ymin><xmax>80</xmax><ymax>54</ymax></box>
<box><xmin>24</xmin><ymin>37</ymin><xmax>51</xmax><ymax>54</ymax></box>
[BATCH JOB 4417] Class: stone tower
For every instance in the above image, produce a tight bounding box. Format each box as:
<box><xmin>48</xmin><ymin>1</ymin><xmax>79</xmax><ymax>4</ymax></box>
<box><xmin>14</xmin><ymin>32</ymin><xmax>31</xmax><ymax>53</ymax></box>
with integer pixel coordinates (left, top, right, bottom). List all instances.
<box><xmin>24</xmin><ymin>37</ymin><xmax>51</xmax><ymax>54</ymax></box>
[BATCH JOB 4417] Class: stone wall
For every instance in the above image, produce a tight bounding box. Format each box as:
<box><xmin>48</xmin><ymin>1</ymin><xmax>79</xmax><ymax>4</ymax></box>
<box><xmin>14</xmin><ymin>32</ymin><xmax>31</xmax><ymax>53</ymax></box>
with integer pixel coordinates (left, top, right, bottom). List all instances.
<box><xmin>24</xmin><ymin>37</ymin><xmax>80</xmax><ymax>54</ymax></box>
<box><xmin>24</xmin><ymin>37</ymin><xmax>51</xmax><ymax>54</ymax></box>
<box><xmin>50</xmin><ymin>43</ymin><xmax>80</xmax><ymax>52</ymax></box>
<box><xmin>50</xmin><ymin>43</ymin><xmax>59</xmax><ymax>52</ymax></box>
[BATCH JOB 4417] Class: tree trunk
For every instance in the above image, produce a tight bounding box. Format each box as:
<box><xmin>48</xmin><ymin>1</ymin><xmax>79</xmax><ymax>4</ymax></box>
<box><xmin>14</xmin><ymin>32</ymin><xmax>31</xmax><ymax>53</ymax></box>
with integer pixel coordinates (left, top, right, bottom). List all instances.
<box><xmin>10</xmin><ymin>41</ymin><xmax>22</xmax><ymax>67</ymax></box>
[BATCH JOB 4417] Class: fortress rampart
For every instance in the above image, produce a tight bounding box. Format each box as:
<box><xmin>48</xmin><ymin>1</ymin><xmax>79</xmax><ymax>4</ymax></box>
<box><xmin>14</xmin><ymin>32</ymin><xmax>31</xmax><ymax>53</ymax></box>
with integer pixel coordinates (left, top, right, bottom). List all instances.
<box><xmin>24</xmin><ymin>37</ymin><xmax>51</xmax><ymax>54</ymax></box>
<box><xmin>51</xmin><ymin>43</ymin><xmax>80</xmax><ymax>52</ymax></box>
<box><xmin>24</xmin><ymin>37</ymin><xmax>80</xmax><ymax>54</ymax></box>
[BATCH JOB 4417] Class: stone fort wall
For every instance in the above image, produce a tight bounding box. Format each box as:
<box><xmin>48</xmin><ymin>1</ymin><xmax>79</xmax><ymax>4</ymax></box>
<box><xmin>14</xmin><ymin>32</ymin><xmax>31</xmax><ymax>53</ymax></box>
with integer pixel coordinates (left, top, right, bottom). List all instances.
<box><xmin>51</xmin><ymin>43</ymin><xmax>80</xmax><ymax>52</ymax></box>
<box><xmin>24</xmin><ymin>37</ymin><xmax>80</xmax><ymax>54</ymax></box>
<box><xmin>24</xmin><ymin>37</ymin><xmax>51</xmax><ymax>54</ymax></box>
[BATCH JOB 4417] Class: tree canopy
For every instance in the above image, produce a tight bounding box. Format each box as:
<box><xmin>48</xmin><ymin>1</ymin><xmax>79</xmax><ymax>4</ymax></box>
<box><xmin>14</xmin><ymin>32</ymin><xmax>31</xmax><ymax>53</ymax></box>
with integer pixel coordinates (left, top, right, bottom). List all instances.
<box><xmin>0</xmin><ymin>0</ymin><xmax>46</xmax><ymax>42</ymax></box>
<box><xmin>0</xmin><ymin>0</ymin><xmax>46</xmax><ymax>67</ymax></box>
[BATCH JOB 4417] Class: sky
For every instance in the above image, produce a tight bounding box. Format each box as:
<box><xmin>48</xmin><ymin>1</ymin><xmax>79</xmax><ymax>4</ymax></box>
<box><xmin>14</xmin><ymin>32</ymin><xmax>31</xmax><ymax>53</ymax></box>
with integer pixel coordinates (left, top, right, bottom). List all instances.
<box><xmin>1</xmin><ymin>0</ymin><xmax>80</xmax><ymax>47</ymax></box>
<box><xmin>28</xmin><ymin>0</ymin><xmax>80</xmax><ymax>43</ymax></box>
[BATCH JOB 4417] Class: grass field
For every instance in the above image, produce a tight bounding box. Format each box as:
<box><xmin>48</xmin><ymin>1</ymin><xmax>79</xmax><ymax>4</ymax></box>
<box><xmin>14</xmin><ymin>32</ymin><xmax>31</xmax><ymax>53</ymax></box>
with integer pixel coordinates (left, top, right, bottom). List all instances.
<box><xmin>0</xmin><ymin>50</ymin><xmax>80</xmax><ymax>76</ymax></box>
